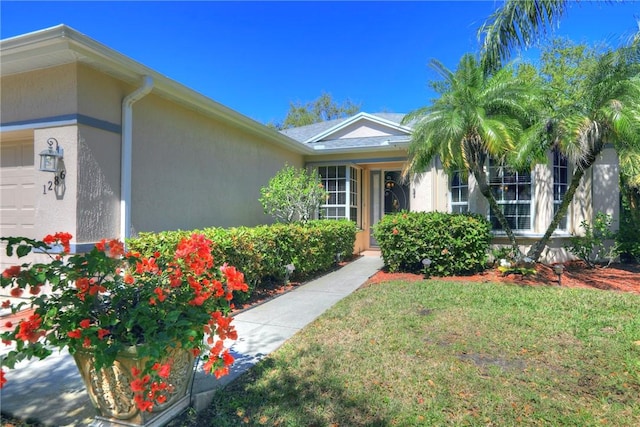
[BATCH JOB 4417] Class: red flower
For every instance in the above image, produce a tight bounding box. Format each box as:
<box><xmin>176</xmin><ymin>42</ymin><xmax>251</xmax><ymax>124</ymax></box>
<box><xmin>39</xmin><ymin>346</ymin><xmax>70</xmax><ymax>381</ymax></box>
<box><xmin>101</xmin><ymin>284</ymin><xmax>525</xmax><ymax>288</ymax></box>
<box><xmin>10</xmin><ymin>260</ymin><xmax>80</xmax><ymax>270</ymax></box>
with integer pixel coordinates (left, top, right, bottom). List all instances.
<box><xmin>4</xmin><ymin>321</ymin><xmax>13</xmax><ymax>328</ymax></box>
<box><xmin>124</xmin><ymin>273</ymin><xmax>135</xmax><ymax>285</ymax></box>
<box><xmin>156</xmin><ymin>363</ymin><xmax>171</xmax><ymax>379</ymax></box>
<box><xmin>0</xmin><ymin>369</ymin><xmax>6</xmax><ymax>389</ymax></box>
<box><xmin>1</xmin><ymin>300</ymin><xmax>11</xmax><ymax>309</ymax></box>
<box><xmin>67</xmin><ymin>329</ymin><xmax>82</xmax><ymax>339</ymax></box>
<box><xmin>95</xmin><ymin>239</ymin><xmax>107</xmax><ymax>252</ymax></box>
<box><xmin>15</xmin><ymin>314</ymin><xmax>44</xmax><ymax>343</ymax></box>
<box><xmin>83</xmin><ymin>337</ymin><xmax>91</xmax><ymax>348</ymax></box>
<box><xmin>97</xmin><ymin>329</ymin><xmax>110</xmax><ymax>340</ymax></box>
<box><xmin>9</xmin><ymin>288</ymin><xmax>23</xmax><ymax>298</ymax></box>
<box><xmin>43</xmin><ymin>232</ymin><xmax>72</xmax><ymax>253</ymax></box>
<box><xmin>154</xmin><ymin>287</ymin><xmax>166</xmax><ymax>302</ymax></box>
<box><xmin>220</xmin><ymin>264</ymin><xmax>248</xmax><ymax>292</ymax></box>
<box><xmin>79</xmin><ymin>319</ymin><xmax>91</xmax><ymax>329</ymax></box>
<box><xmin>29</xmin><ymin>285</ymin><xmax>41</xmax><ymax>295</ymax></box>
<box><xmin>392</xmin><ymin>228</ymin><xmax>399</xmax><ymax>235</ymax></box>
<box><xmin>2</xmin><ymin>266</ymin><xmax>21</xmax><ymax>278</ymax></box>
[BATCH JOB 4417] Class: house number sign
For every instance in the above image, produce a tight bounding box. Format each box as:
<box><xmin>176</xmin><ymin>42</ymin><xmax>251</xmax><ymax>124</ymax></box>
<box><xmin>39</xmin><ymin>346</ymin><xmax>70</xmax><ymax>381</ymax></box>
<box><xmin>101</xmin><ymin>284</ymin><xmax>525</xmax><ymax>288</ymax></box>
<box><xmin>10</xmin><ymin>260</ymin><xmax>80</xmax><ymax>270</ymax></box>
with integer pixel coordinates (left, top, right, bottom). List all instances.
<box><xmin>43</xmin><ymin>171</ymin><xmax>66</xmax><ymax>195</ymax></box>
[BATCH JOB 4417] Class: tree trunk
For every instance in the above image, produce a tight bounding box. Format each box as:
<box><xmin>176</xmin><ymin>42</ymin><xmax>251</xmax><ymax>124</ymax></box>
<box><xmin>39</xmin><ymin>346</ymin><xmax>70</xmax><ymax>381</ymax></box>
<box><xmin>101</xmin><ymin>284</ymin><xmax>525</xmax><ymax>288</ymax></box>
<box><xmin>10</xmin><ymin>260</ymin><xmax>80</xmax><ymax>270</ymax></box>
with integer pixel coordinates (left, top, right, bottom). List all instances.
<box><xmin>472</xmin><ymin>165</ymin><xmax>523</xmax><ymax>258</ymax></box>
<box><xmin>527</xmin><ymin>167</ymin><xmax>586</xmax><ymax>261</ymax></box>
<box><xmin>527</xmin><ymin>142</ymin><xmax>604</xmax><ymax>262</ymax></box>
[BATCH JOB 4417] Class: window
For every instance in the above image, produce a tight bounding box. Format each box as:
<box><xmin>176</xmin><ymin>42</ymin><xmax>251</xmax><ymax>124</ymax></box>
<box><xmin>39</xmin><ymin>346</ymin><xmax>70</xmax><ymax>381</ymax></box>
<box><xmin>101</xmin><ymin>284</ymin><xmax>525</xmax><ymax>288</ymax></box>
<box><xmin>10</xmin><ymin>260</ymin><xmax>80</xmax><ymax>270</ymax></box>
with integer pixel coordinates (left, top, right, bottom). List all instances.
<box><xmin>553</xmin><ymin>149</ymin><xmax>569</xmax><ymax>230</ymax></box>
<box><xmin>488</xmin><ymin>158</ymin><xmax>532</xmax><ymax>230</ymax></box>
<box><xmin>317</xmin><ymin>165</ymin><xmax>360</xmax><ymax>226</ymax></box>
<box><xmin>450</xmin><ymin>171</ymin><xmax>468</xmax><ymax>213</ymax></box>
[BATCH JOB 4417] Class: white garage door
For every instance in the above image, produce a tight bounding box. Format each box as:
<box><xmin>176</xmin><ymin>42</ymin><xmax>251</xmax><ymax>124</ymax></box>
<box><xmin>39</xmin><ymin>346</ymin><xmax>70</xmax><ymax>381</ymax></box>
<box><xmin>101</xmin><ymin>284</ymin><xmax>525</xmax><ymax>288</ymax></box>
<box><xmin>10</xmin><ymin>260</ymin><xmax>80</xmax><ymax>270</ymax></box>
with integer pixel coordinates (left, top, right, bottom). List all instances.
<box><xmin>1</xmin><ymin>139</ymin><xmax>36</xmax><ymax>239</ymax></box>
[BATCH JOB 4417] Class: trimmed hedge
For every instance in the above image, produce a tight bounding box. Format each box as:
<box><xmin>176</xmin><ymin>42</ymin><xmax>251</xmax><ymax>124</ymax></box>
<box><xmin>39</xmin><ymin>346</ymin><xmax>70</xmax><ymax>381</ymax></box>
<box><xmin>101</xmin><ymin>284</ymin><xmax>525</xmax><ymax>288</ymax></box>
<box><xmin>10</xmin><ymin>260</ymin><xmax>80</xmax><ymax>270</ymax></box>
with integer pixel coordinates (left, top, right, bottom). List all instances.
<box><xmin>127</xmin><ymin>220</ymin><xmax>357</xmax><ymax>299</ymax></box>
<box><xmin>373</xmin><ymin>211</ymin><xmax>492</xmax><ymax>276</ymax></box>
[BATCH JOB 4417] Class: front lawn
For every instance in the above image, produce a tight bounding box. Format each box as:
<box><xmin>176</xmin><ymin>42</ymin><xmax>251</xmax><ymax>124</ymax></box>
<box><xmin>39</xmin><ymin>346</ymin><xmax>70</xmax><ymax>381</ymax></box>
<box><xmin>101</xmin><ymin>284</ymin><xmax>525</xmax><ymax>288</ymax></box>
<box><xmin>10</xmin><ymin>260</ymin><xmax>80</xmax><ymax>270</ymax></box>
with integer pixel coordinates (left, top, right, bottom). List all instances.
<box><xmin>178</xmin><ymin>280</ymin><xmax>640</xmax><ymax>426</ymax></box>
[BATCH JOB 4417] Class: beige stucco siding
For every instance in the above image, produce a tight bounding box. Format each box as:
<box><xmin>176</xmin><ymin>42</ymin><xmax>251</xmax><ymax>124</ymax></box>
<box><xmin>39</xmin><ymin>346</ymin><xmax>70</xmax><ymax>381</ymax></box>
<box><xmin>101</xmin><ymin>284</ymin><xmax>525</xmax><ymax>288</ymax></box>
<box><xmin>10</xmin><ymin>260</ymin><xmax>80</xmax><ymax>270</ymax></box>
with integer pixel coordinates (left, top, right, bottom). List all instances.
<box><xmin>592</xmin><ymin>147</ymin><xmax>620</xmax><ymax>230</ymax></box>
<box><xmin>76</xmin><ymin>125</ymin><xmax>121</xmax><ymax>242</ymax></box>
<box><xmin>1</xmin><ymin>64</ymin><xmax>78</xmax><ymax>124</ymax></box>
<box><xmin>326</xmin><ymin>122</ymin><xmax>407</xmax><ymax>140</ymax></box>
<box><xmin>77</xmin><ymin>64</ymin><xmax>128</xmax><ymax>126</ymax></box>
<box><xmin>129</xmin><ymin>94</ymin><xmax>303</xmax><ymax>233</ymax></box>
<box><xmin>33</xmin><ymin>126</ymin><xmax>78</xmax><ymax>239</ymax></box>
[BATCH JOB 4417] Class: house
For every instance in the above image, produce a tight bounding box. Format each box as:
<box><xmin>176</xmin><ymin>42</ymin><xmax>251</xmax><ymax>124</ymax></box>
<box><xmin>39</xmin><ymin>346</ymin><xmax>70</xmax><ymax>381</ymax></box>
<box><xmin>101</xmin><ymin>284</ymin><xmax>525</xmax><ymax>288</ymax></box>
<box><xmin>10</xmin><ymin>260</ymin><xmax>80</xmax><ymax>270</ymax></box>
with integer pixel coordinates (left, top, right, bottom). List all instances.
<box><xmin>0</xmin><ymin>25</ymin><xmax>620</xmax><ymax>271</ymax></box>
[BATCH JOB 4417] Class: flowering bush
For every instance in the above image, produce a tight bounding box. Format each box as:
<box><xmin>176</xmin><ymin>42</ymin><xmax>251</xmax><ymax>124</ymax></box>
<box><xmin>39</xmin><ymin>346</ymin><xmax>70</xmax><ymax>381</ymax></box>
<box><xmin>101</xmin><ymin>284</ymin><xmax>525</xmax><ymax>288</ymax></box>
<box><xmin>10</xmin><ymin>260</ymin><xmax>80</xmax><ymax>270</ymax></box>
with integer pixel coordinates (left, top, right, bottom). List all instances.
<box><xmin>0</xmin><ymin>232</ymin><xmax>247</xmax><ymax>411</ymax></box>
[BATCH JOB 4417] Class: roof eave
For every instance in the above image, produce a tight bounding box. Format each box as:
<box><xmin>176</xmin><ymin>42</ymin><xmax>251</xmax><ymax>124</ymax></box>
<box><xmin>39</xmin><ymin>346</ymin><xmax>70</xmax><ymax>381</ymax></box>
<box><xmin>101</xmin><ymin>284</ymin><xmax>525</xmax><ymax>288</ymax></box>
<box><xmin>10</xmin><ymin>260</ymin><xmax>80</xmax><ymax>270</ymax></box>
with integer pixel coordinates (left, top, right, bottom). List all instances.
<box><xmin>1</xmin><ymin>25</ymin><xmax>313</xmax><ymax>155</ymax></box>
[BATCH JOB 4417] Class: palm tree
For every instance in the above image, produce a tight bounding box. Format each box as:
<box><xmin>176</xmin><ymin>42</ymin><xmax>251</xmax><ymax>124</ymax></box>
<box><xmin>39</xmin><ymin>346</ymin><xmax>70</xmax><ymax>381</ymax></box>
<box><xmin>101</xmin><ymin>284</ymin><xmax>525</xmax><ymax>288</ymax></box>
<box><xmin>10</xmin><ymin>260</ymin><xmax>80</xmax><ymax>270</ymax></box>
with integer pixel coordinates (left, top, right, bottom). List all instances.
<box><xmin>526</xmin><ymin>43</ymin><xmax>640</xmax><ymax>261</ymax></box>
<box><xmin>479</xmin><ymin>0</ymin><xmax>569</xmax><ymax>72</ymax></box>
<box><xmin>402</xmin><ymin>54</ymin><xmax>541</xmax><ymax>257</ymax></box>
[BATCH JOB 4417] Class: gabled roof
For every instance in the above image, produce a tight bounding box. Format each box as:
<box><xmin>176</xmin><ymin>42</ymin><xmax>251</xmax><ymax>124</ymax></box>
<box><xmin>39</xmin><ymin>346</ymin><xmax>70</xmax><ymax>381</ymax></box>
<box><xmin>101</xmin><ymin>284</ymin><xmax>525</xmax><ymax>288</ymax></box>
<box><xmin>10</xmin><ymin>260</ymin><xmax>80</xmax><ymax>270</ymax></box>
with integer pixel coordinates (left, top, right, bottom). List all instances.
<box><xmin>0</xmin><ymin>25</ymin><xmax>313</xmax><ymax>154</ymax></box>
<box><xmin>281</xmin><ymin>112</ymin><xmax>412</xmax><ymax>153</ymax></box>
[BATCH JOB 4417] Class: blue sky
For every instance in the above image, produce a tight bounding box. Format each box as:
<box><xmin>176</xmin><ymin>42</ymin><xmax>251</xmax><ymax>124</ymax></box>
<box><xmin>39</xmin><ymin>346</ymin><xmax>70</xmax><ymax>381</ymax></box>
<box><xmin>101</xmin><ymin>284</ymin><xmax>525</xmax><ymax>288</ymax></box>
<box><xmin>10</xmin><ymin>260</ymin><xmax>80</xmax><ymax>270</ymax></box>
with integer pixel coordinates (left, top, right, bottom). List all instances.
<box><xmin>2</xmin><ymin>1</ymin><xmax>639</xmax><ymax>125</ymax></box>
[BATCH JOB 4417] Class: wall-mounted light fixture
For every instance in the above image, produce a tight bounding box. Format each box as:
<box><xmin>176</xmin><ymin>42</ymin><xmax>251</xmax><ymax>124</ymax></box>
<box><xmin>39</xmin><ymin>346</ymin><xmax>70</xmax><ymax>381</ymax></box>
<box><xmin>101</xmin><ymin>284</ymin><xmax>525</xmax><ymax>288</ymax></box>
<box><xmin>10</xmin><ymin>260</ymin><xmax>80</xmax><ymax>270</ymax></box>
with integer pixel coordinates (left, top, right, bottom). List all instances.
<box><xmin>39</xmin><ymin>138</ymin><xmax>64</xmax><ymax>173</ymax></box>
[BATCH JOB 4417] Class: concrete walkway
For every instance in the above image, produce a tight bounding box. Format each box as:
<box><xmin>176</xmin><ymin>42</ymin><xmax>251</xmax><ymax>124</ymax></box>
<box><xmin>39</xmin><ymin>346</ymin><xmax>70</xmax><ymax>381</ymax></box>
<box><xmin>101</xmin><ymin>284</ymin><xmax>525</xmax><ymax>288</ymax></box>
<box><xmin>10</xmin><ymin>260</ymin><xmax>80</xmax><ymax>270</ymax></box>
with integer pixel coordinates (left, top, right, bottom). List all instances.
<box><xmin>0</xmin><ymin>254</ymin><xmax>383</xmax><ymax>426</ymax></box>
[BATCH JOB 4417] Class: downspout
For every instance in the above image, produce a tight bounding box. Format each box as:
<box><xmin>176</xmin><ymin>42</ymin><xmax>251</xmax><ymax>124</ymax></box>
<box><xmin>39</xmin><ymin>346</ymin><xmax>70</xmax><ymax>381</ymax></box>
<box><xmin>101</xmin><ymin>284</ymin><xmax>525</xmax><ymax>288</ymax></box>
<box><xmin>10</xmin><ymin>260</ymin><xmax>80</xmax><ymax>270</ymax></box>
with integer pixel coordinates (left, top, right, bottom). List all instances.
<box><xmin>121</xmin><ymin>76</ymin><xmax>153</xmax><ymax>243</ymax></box>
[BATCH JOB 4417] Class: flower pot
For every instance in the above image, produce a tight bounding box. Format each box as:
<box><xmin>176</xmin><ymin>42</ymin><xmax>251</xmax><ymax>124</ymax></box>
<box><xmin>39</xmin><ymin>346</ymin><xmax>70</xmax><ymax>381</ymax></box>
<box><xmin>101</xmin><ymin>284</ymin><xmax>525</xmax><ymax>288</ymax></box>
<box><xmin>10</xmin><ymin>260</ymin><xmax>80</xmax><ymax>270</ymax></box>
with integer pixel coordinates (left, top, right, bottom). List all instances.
<box><xmin>73</xmin><ymin>345</ymin><xmax>195</xmax><ymax>427</ymax></box>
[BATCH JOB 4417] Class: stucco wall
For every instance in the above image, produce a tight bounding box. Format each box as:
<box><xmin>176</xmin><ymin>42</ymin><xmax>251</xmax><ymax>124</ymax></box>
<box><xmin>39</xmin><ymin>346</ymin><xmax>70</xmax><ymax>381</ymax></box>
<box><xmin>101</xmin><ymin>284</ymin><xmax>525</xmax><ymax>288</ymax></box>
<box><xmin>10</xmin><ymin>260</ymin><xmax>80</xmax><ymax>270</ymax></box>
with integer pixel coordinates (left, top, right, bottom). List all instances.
<box><xmin>76</xmin><ymin>125</ymin><xmax>121</xmax><ymax>242</ymax></box>
<box><xmin>33</xmin><ymin>126</ymin><xmax>78</xmax><ymax>240</ymax></box>
<box><xmin>592</xmin><ymin>147</ymin><xmax>620</xmax><ymax>230</ymax></box>
<box><xmin>77</xmin><ymin>64</ymin><xmax>128</xmax><ymax>126</ymax></box>
<box><xmin>1</xmin><ymin>64</ymin><xmax>77</xmax><ymax>124</ymax></box>
<box><xmin>129</xmin><ymin>94</ymin><xmax>303</xmax><ymax>233</ymax></box>
<box><xmin>326</xmin><ymin>121</ymin><xmax>408</xmax><ymax>140</ymax></box>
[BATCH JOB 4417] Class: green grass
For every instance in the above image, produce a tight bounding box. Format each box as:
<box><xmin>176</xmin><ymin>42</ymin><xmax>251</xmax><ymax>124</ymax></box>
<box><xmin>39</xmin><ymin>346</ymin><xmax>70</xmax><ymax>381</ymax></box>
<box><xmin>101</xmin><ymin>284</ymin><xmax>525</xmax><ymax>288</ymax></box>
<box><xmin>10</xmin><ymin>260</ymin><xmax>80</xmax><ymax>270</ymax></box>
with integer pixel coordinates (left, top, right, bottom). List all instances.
<box><xmin>175</xmin><ymin>280</ymin><xmax>640</xmax><ymax>426</ymax></box>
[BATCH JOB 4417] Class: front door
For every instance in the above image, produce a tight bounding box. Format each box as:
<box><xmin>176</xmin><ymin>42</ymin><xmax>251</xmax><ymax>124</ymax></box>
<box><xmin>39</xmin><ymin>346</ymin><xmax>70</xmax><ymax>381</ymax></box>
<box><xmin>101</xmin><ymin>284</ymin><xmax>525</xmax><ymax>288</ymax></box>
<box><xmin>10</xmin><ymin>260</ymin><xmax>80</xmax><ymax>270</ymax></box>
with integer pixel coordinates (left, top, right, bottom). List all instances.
<box><xmin>369</xmin><ymin>170</ymin><xmax>410</xmax><ymax>246</ymax></box>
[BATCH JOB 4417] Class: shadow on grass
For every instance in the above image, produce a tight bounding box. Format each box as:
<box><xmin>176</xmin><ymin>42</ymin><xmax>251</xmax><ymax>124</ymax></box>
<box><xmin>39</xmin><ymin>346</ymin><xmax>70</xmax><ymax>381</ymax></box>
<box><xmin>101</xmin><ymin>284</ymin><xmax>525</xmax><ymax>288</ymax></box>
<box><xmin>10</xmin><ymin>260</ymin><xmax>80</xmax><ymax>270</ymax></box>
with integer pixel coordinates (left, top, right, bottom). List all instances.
<box><xmin>195</xmin><ymin>344</ymin><xmax>391</xmax><ymax>427</ymax></box>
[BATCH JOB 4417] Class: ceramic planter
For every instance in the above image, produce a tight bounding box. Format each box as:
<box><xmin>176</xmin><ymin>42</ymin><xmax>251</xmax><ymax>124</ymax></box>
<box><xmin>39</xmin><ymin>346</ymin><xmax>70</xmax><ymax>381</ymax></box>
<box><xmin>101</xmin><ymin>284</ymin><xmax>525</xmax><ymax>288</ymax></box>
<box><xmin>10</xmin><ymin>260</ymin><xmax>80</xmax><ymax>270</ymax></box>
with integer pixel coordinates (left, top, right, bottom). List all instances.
<box><xmin>73</xmin><ymin>345</ymin><xmax>195</xmax><ymax>427</ymax></box>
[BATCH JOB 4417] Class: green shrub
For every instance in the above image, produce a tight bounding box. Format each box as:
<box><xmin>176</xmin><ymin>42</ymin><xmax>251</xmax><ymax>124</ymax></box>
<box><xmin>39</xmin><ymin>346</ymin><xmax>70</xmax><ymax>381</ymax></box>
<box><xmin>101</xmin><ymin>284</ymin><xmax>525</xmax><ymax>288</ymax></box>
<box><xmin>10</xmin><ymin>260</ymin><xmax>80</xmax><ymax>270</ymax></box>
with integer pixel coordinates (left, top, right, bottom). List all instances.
<box><xmin>259</xmin><ymin>165</ymin><xmax>328</xmax><ymax>223</ymax></box>
<box><xmin>565</xmin><ymin>212</ymin><xmax>619</xmax><ymax>268</ymax></box>
<box><xmin>127</xmin><ymin>220</ymin><xmax>357</xmax><ymax>300</ymax></box>
<box><xmin>618</xmin><ymin>185</ymin><xmax>640</xmax><ymax>263</ymax></box>
<box><xmin>372</xmin><ymin>211</ymin><xmax>492</xmax><ymax>276</ymax></box>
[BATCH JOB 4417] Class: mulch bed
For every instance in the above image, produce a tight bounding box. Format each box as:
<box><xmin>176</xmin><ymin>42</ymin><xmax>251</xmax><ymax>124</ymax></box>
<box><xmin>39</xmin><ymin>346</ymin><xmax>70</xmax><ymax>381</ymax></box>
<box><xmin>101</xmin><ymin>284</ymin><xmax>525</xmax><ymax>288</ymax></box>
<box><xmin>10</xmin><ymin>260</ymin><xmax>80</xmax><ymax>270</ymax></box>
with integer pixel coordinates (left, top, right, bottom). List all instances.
<box><xmin>363</xmin><ymin>261</ymin><xmax>640</xmax><ymax>294</ymax></box>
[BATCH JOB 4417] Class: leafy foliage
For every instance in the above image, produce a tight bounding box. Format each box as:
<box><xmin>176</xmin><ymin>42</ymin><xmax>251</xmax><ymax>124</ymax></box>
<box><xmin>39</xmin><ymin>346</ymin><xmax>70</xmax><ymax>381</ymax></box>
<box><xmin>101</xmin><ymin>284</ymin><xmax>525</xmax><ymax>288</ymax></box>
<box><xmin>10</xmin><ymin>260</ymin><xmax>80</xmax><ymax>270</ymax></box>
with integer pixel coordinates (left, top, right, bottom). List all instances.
<box><xmin>565</xmin><ymin>212</ymin><xmax>620</xmax><ymax>268</ymax></box>
<box><xmin>268</xmin><ymin>92</ymin><xmax>360</xmax><ymax>130</ymax></box>
<box><xmin>373</xmin><ymin>211</ymin><xmax>492</xmax><ymax>276</ymax></box>
<box><xmin>259</xmin><ymin>165</ymin><xmax>328</xmax><ymax>223</ymax></box>
<box><xmin>618</xmin><ymin>178</ymin><xmax>640</xmax><ymax>263</ymax></box>
<box><xmin>403</xmin><ymin>53</ymin><xmax>541</xmax><ymax>257</ymax></box>
<box><xmin>0</xmin><ymin>233</ymin><xmax>247</xmax><ymax>411</ymax></box>
<box><xmin>128</xmin><ymin>220</ymin><xmax>357</xmax><ymax>297</ymax></box>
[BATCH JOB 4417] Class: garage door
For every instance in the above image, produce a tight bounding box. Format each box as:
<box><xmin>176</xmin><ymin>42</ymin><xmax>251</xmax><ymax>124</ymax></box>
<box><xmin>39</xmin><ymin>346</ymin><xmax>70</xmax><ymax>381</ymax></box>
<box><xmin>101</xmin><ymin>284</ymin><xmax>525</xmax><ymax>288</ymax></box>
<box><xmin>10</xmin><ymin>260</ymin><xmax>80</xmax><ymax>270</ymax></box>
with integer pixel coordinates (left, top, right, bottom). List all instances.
<box><xmin>0</xmin><ymin>139</ymin><xmax>36</xmax><ymax>239</ymax></box>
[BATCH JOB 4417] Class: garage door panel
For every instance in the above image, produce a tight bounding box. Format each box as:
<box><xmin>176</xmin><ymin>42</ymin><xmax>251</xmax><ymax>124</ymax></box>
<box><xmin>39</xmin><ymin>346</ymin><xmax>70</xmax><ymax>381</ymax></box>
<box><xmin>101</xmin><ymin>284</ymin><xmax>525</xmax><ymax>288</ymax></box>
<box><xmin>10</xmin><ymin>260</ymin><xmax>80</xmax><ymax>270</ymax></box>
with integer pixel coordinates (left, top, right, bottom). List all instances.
<box><xmin>0</xmin><ymin>139</ymin><xmax>36</xmax><ymax>238</ymax></box>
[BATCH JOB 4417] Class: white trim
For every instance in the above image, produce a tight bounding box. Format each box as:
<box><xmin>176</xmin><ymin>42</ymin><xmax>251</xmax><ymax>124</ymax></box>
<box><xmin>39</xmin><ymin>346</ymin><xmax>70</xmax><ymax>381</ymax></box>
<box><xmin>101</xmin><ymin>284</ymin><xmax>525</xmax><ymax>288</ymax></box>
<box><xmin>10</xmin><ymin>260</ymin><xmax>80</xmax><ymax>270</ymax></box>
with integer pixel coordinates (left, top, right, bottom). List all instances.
<box><xmin>1</xmin><ymin>25</ymin><xmax>313</xmax><ymax>155</ymax></box>
<box><xmin>304</xmin><ymin>112</ymin><xmax>412</xmax><ymax>143</ymax></box>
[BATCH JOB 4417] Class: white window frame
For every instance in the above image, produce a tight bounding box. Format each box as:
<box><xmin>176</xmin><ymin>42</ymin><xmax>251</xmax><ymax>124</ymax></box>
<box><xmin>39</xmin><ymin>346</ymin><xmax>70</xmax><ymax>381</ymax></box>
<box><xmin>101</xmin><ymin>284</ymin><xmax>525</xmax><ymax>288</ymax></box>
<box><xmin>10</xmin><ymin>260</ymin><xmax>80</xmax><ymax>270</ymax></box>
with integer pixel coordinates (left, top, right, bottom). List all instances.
<box><xmin>317</xmin><ymin>164</ymin><xmax>361</xmax><ymax>227</ymax></box>
<box><xmin>487</xmin><ymin>158</ymin><xmax>533</xmax><ymax>231</ymax></box>
<box><xmin>553</xmin><ymin>149</ymin><xmax>570</xmax><ymax>231</ymax></box>
<box><xmin>450</xmin><ymin>170</ymin><xmax>469</xmax><ymax>213</ymax></box>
